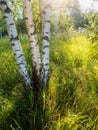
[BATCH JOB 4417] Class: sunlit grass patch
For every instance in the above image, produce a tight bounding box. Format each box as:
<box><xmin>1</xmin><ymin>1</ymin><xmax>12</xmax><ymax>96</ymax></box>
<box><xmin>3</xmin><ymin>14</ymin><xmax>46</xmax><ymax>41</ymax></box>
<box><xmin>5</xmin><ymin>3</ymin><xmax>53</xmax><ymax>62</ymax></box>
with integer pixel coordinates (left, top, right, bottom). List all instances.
<box><xmin>55</xmin><ymin>110</ymin><xmax>98</xmax><ymax>130</ymax></box>
<box><xmin>0</xmin><ymin>37</ymin><xmax>11</xmax><ymax>54</ymax></box>
<box><xmin>94</xmin><ymin>64</ymin><xmax>98</xmax><ymax>80</ymax></box>
<box><xmin>0</xmin><ymin>51</ymin><xmax>20</xmax><ymax>90</ymax></box>
<box><xmin>65</xmin><ymin>35</ymin><xmax>92</xmax><ymax>66</ymax></box>
<box><xmin>0</xmin><ymin>96</ymin><xmax>14</xmax><ymax>124</ymax></box>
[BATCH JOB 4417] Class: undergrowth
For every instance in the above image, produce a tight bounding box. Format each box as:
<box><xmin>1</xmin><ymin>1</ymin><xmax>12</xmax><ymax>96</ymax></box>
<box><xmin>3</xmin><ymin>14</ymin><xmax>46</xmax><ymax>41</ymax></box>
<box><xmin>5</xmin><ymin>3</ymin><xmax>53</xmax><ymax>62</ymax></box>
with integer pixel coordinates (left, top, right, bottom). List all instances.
<box><xmin>0</xmin><ymin>34</ymin><xmax>98</xmax><ymax>130</ymax></box>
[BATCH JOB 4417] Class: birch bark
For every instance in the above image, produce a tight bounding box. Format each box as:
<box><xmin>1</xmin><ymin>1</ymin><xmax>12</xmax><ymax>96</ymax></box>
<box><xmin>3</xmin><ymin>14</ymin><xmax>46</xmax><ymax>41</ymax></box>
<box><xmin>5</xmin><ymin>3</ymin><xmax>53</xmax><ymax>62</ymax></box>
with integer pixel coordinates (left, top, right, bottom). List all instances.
<box><xmin>0</xmin><ymin>0</ymin><xmax>31</xmax><ymax>91</ymax></box>
<box><xmin>41</xmin><ymin>0</ymin><xmax>51</xmax><ymax>86</ymax></box>
<box><xmin>23</xmin><ymin>0</ymin><xmax>41</xmax><ymax>77</ymax></box>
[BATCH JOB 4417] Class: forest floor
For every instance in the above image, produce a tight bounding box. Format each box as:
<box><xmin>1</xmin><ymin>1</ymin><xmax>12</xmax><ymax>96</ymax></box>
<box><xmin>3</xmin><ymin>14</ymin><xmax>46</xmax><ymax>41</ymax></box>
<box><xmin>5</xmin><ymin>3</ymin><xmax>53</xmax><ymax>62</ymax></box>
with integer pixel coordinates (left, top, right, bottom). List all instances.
<box><xmin>0</xmin><ymin>34</ymin><xmax>98</xmax><ymax>130</ymax></box>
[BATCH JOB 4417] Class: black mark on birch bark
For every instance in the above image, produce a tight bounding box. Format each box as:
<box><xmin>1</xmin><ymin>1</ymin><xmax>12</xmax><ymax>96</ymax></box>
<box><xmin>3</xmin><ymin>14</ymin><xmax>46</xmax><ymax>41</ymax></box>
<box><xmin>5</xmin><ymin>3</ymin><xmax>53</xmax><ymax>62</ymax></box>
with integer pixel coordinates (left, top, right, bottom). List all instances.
<box><xmin>0</xmin><ymin>1</ymin><xmax>6</xmax><ymax>5</ymax></box>
<box><xmin>10</xmin><ymin>36</ymin><xmax>18</xmax><ymax>41</ymax></box>
<box><xmin>10</xmin><ymin>23</ymin><xmax>14</xmax><ymax>25</ymax></box>
<box><xmin>43</xmin><ymin>35</ymin><xmax>49</xmax><ymax>41</ymax></box>
<box><xmin>17</xmin><ymin>54</ymin><xmax>22</xmax><ymax>59</ymax></box>
<box><xmin>43</xmin><ymin>45</ymin><xmax>49</xmax><ymax>49</ymax></box>
<box><xmin>4</xmin><ymin>7</ymin><xmax>11</xmax><ymax>13</ymax></box>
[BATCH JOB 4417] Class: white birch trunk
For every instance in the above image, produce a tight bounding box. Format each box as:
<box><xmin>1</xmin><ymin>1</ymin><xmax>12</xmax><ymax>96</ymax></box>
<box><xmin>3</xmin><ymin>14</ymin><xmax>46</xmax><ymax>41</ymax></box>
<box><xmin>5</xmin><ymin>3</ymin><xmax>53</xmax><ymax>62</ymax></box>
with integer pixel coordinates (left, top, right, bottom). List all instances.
<box><xmin>0</xmin><ymin>0</ymin><xmax>31</xmax><ymax>91</ymax></box>
<box><xmin>41</xmin><ymin>0</ymin><xmax>51</xmax><ymax>86</ymax></box>
<box><xmin>23</xmin><ymin>0</ymin><xmax>41</xmax><ymax>78</ymax></box>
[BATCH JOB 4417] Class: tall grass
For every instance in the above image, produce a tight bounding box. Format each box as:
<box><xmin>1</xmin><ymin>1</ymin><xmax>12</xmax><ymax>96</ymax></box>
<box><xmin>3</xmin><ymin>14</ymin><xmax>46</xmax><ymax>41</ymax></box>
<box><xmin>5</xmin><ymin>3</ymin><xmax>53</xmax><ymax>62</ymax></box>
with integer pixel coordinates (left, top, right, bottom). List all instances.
<box><xmin>0</xmin><ymin>34</ymin><xmax>98</xmax><ymax>130</ymax></box>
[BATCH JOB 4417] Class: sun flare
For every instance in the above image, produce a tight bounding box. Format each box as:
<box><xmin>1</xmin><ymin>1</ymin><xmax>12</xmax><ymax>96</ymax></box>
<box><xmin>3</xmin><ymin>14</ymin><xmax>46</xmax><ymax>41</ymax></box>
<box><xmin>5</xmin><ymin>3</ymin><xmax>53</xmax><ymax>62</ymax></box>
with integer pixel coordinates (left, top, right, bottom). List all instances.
<box><xmin>52</xmin><ymin>0</ymin><xmax>98</xmax><ymax>11</ymax></box>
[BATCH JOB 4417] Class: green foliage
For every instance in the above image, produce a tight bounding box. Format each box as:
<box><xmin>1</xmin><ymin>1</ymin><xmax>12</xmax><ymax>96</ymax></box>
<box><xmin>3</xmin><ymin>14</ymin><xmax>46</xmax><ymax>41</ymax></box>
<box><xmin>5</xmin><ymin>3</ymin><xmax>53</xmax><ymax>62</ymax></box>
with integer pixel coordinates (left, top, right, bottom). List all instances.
<box><xmin>10</xmin><ymin>0</ymin><xmax>23</xmax><ymax>20</ymax></box>
<box><xmin>65</xmin><ymin>0</ymin><xmax>86</xmax><ymax>29</ymax></box>
<box><xmin>0</xmin><ymin>11</ymin><xmax>7</xmax><ymax>36</ymax></box>
<box><xmin>71</xmin><ymin>0</ymin><xmax>82</xmax><ymax>28</ymax></box>
<box><xmin>0</xmin><ymin>10</ymin><xmax>3</xmax><ymax>21</ymax></box>
<box><xmin>51</xmin><ymin>11</ymin><xmax>73</xmax><ymax>34</ymax></box>
<box><xmin>84</xmin><ymin>11</ymin><xmax>98</xmax><ymax>43</ymax></box>
<box><xmin>0</xmin><ymin>34</ymin><xmax>98</xmax><ymax>129</ymax></box>
<box><xmin>31</xmin><ymin>0</ymin><xmax>42</xmax><ymax>33</ymax></box>
<box><xmin>59</xmin><ymin>11</ymin><xmax>74</xmax><ymax>33</ymax></box>
<box><xmin>16</xmin><ymin>19</ymin><xmax>27</xmax><ymax>34</ymax></box>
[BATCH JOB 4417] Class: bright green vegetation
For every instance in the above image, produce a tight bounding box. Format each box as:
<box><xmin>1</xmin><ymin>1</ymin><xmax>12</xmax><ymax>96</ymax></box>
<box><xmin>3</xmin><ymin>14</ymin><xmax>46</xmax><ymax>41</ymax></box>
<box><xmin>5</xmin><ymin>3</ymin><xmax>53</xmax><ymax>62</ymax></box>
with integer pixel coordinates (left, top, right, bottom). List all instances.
<box><xmin>0</xmin><ymin>34</ymin><xmax>98</xmax><ymax>130</ymax></box>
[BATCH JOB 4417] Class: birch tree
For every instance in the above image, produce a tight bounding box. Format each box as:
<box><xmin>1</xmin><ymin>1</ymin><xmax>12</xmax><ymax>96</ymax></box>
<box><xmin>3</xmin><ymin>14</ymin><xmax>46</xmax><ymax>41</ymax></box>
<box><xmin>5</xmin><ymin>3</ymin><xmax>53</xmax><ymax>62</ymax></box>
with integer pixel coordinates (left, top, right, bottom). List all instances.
<box><xmin>23</xmin><ymin>0</ymin><xmax>41</xmax><ymax>90</ymax></box>
<box><xmin>23</xmin><ymin>0</ymin><xmax>52</xmax><ymax>88</ymax></box>
<box><xmin>0</xmin><ymin>0</ymin><xmax>51</xmax><ymax>92</ymax></box>
<box><xmin>41</xmin><ymin>0</ymin><xmax>52</xmax><ymax>87</ymax></box>
<box><xmin>0</xmin><ymin>1</ymin><xmax>52</xmax><ymax>129</ymax></box>
<box><xmin>0</xmin><ymin>0</ymin><xmax>32</xmax><ymax>91</ymax></box>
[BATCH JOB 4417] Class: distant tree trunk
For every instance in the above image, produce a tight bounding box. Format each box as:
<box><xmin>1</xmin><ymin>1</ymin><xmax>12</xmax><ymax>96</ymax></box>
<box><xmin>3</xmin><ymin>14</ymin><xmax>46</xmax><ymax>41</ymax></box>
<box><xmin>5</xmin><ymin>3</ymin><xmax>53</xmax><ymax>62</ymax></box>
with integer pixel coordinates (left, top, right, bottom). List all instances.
<box><xmin>54</xmin><ymin>9</ymin><xmax>60</xmax><ymax>33</ymax></box>
<box><xmin>0</xmin><ymin>31</ymin><xmax>2</xmax><ymax>38</ymax></box>
<box><xmin>41</xmin><ymin>0</ymin><xmax>52</xmax><ymax>87</ymax></box>
<box><xmin>0</xmin><ymin>0</ymin><xmax>32</xmax><ymax>91</ymax></box>
<box><xmin>23</xmin><ymin>0</ymin><xmax>42</xmax><ymax>90</ymax></box>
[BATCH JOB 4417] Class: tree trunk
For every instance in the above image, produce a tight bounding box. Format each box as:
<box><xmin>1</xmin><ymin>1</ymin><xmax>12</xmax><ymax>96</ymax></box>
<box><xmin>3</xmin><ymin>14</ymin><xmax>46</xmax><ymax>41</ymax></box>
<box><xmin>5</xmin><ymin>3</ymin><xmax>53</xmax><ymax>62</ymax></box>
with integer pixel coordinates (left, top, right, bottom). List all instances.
<box><xmin>41</xmin><ymin>0</ymin><xmax>52</xmax><ymax>87</ymax></box>
<box><xmin>0</xmin><ymin>31</ymin><xmax>2</xmax><ymax>38</ymax></box>
<box><xmin>0</xmin><ymin>0</ymin><xmax>32</xmax><ymax>91</ymax></box>
<box><xmin>54</xmin><ymin>9</ymin><xmax>60</xmax><ymax>33</ymax></box>
<box><xmin>23</xmin><ymin>0</ymin><xmax>42</xmax><ymax>90</ymax></box>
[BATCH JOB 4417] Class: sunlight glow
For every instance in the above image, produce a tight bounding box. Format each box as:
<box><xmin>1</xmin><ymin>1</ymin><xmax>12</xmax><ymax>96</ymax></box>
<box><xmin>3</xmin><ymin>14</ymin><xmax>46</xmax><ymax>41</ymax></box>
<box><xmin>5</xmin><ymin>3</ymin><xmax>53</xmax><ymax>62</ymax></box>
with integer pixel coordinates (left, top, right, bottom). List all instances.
<box><xmin>79</xmin><ymin>0</ymin><xmax>98</xmax><ymax>11</ymax></box>
<box><xmin>53</xmin><ymin>0</ymin><xmax>98</xmax><ymax>11</ymax></box>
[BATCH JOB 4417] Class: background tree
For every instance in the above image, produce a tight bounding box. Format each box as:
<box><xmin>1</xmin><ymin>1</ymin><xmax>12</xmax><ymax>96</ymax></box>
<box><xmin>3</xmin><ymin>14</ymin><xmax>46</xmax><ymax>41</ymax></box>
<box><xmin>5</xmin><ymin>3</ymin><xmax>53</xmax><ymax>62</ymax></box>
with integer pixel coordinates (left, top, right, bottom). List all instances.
<box><xmin>0</xmin><ymin>10</ymin><xmax>7</xmax><ymax>37</ymax></box>
<box><xmin>84</xmin><ymin>11</ymin><xmax>98</xmax><ymax>42</ymax></box>
<box><xmin>59</xmin><ymin>11</ymin><xmax>74</xmax><ymax>34</ymax></box>
<box><xmin>32</xmin><ymin>0</ymin><xmax>42</xmax><ymax>34</ymax></box>
<box><xmin>64</xmin><ymin>0</ymin><xmax>86</xmax><ymax>29</ymax></box>
<box><xmin>10</xmin><ymin>0</ymin><xmax>23</xmax><ymax>20</ymax></box>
